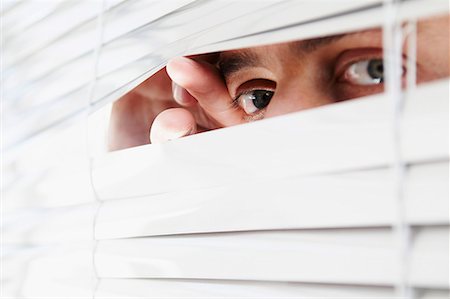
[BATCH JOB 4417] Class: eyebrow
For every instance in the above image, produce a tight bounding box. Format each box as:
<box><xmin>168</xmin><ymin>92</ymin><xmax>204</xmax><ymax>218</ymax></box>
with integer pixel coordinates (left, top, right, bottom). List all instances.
<box><xmin>218</xmin><ymin>33</ymin><xmax>349</xmax><ymax>78</ymax></box>
<box><xmin>218</xmin><ymin>50</ymin><xmax>260</xmax><ymax>79</ymax></box>
<box><xmin>292</xmin><ymin>33</ymin><xmax>347</xmax><ymax>54</ymax></box>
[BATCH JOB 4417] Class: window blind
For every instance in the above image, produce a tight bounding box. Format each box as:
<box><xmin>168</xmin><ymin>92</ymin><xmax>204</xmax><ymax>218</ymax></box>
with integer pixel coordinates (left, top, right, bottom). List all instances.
<box><xmin>2</xmin><ymin>0</ymin><xmax>449</xmax><ymax>298</ymax></box>
<box><xmin>2</xmin><ymin>0</ymin><xmax>447</xmax><ymax>149</ymax></box>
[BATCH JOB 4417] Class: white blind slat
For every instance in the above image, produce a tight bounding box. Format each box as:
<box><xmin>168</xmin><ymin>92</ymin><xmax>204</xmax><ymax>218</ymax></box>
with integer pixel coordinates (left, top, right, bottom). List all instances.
<box><xmin>4</xmin><ymin>2</ymin><xmax>97</xmax><ymax>71</ymax></box>
<box><xmin>4</xmin><ymin>160</ymin><xmax>447</xmax><ymax>244</ymax></box>
<box><xmin>8</xmin><ymin>227</ymin><xmax>448</xmax><ymax>297</ymax></box>
<box><xmin>94</xmin><ymin>162</ymin><xmax>448</xmax><ymax>239</ymax></box>
<box><xmin>17</xmin><ymin>245</ymin><xmax>96</xmax><ymax>299</ymax></box>
<box><xmin>1</xmin><ymin>1</ymin><xmax>62</xmax><ymax>41</ymax></box>
<box><xmin>191</xmin><ymin>0</ymin><xmax>449</xmax><ymax>54</ymax></box>
<box><xmin>4</xmin><ymin>161</ymin><xmax>446</xmax><ymax>244</ymax></box>
<box><xmin>95</xmin><ymin>227</ymin><xmax>448</xmax><ymax>288</ymax></box>
<box><xmin>96</xmin><ymin>278</ymin><xmax>394</xmax><ymax>298</ymax></box>
<box><xmin>3</xmin><ymin>0</ymin><xmax>194</xmax><ymax>93</ymax></box>
<box><xmin>96</xmin><ymin>279</ymin><xmax>449</xmax><ymax>298</ymax></box>
<box><xmin>4</xmin><ymin>204</ymin><xmax>97</xmax><ymax>244</ymax></box>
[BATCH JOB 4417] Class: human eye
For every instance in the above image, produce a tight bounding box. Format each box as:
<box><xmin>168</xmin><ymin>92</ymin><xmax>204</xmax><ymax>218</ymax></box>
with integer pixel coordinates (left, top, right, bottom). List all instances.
<box><xmin>232</xmin><ymin>79</ymin><xmax>276</xmax><ymax>118</ymax></box>
<box><xmin>235</xmin><ymin>89</ymin><xmax>274</xmax><ymax>114</ymax></box>
<box><xmin>342</xmin><ymin>58</ymin><xmax>385</xmax><ymax>85</ymax></box>
<box><xmin>334</xmin><ymin>48</ymin><xmax>407</xmax><ymax>99</ymax></box>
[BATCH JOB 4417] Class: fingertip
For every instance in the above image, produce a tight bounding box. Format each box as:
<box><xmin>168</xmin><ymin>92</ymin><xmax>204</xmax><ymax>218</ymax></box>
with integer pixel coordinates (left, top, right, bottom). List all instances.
<box><xmin>167</xmin><ymin>56</ymin><xmax>219</xmax><ymax>94</ymax></box>
<box><xmin>150</xmin><ymin>108</ymin><xmax>197</xmax><ymax>144</ymax></box>
<box><xmin>166</xmin><ymin>57</ymin><xmax>196</xmax><ymax>86</ymax></box>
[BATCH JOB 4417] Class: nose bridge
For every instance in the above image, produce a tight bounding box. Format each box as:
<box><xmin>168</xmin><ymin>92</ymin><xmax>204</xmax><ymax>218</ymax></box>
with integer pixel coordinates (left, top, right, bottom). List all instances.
<box><xmin>275</xmin><ymin>73</ymin><xmax>333</xmax><ymax>111</ymax></box>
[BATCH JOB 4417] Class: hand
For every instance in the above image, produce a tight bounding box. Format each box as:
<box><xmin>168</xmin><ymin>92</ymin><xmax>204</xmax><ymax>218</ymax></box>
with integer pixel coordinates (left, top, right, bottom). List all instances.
<box><xmin>108</xmin><ymin>55</ymin><xmax>243</xmax><ymax>150</ymax></box>
<box><xmin>152</xmin><ymin>55</ymin><xmax>248</xmax><ymax>143</ymax></box>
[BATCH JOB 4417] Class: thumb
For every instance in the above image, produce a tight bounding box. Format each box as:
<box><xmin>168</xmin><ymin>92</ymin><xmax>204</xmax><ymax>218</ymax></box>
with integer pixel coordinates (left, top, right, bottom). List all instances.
<box><xmin>150</xmin><ymin>108</ymin><xmax>197</xmax><ymax>144</ymax></box>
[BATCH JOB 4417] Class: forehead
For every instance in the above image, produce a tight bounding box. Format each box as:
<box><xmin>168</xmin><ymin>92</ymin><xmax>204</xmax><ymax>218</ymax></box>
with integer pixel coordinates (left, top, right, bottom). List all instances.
<box><xmin>217</xmin><ymin>29</ymin><xmax>385</xmax><ymax>77</ymax></box>
<box><xmin>217</xmin><ymin>33</ymin><xmax>349</xmax><ymax>78</ymax></box>
<box><xmin>220</xmin><ymin>43</ymin><xmax>290</xmax><ymax>66</ymax></box>
<box><xmin>220</xmin><ymin>28</ymin><xmax>383</xmax><ymax>59</ymax></box>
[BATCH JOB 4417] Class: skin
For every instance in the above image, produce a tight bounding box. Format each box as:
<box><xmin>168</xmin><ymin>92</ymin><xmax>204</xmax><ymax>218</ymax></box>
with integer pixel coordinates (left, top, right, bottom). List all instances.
<box><xmin>108</xmin><ymin>15</ymin><xmax>449</xmax><ymax>151</ymax></box>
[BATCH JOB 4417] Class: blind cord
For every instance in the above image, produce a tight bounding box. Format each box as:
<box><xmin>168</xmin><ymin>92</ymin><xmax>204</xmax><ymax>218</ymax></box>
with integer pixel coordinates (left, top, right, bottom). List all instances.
<box><xmin>405</xmin><ymin>20</ymin><xmax>417</xmax><ymax>91</ymax></box>
<box><xmin>383</xmin><ymin>1</ymin><xmax>414</xmax><ymax>298</ymax></box>
<box><xmin>85</xmin><ymin>1</ymin><xmax>107</xmax><ymax>298</ymax></box>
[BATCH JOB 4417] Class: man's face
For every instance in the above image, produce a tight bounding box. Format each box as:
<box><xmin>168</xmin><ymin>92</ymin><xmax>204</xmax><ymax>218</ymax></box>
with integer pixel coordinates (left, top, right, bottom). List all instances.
<box><xmin>218</xmin><ymin>15</ymin><xmax>449</xmax><ymax>121</ymax></box>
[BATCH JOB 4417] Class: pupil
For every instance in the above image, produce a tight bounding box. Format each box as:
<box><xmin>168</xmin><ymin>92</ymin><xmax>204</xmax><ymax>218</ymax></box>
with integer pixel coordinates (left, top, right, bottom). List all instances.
<box><xmin>251</xmin><ymin>90</ymin><xmax>274</xmax><ymax>109</ymax></box>
<box><xmin>367</xmin><ymin>59</ymin><xmax>384</xmax><ymax>82</ymax></box>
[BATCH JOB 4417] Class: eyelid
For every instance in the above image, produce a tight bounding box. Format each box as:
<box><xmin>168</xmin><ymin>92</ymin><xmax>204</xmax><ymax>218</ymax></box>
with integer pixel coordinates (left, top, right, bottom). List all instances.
<box><xmin>224</xmin><ymin>66</ymin><xmax>276</xmax><ymax>94</ymax></box>
<box><xmin>233</xmin><ymin>79</ymin><xmax>276</xmax><ymax>99</ymax></box>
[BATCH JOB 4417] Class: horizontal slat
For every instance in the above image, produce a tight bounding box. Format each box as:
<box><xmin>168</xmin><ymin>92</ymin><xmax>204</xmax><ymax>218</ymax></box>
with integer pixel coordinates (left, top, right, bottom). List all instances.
<box><xmin>1</xmin><ymin>1</ymin><xmax>62</xmax><ymax>41</ymax></box>
<box><xmin>3</xmin><ymin>2</ymin><xmax>98</xmax><ymax>71</ymax></box>
<box><xmin>96</xmin><ymin>279</ymin><xmax>450</xmax><ymax>298</ymax></box>
<box><xmin>2</xmin><ymin>0</ymin><xmax>194</xmax><ymax>94</ymax></box>
<box><xmin>2</xmin><ymin>245</ymin><xmax>43</xmax><ymax>282</ymax></box>
<box><xmin>6</xmin><ymin>244</ymin><xmax>97</xmax><ymax>298</ymax></box>
<box><xmin>2</xmin><ymin>0</ymin><xmax>208</xmax><ymax>100</ymax></box>
<box><xmin>2</xmin><ymin>104</ymin><xmax>110</xmax><ymax>210</ymax></box>
<box><xmin>96</xmin><ymin>278</ymin><xmax>394</xmax><ymax>298</ymax></box>
<box><xmin>5</xmin><ymin>159</ymin><xmax>446</xmax><ymax>245</ymax></box>
<box><xmin>3</xmin><ymin>203</ymin><xmax>97</xmax><ymax>244</ymax></box>
<box><xmin>5</xmin><ymin>161</ymin><xmax>447</xmax><ymax>244</ymax></box>
<box><xmin>410</xmin><ymin>226</ymin><xmax>450</xmax><ymax>288</ymax></box>
<box><xmin>92</xmin><ymin>79</ymin><xmax>449</xmax><ymax>199</ymax></box>
<box><xmin>2</xmin><ymin>85</ymin><xmax>91</xmax><ymax>150</ymax></box>
<box><xmin>95</xmin><ymin>226</ymin><xmax>449</xmax><ymax>288</ymax></box>
<box><xmin>3</xmin><ymin>163</ymin><xmax>95</xmax><ymax>211</ymax></box>
<box><xmin>191</xmin><ymin>0</ymin><xmax>449</xmax><ymax>54</ymax></box>
<box><xmin>2</xmin><ymin>0</ymin><xmax>126</xmax><ymax>72</ymax></box>
<box><xmin>95</xmin><ymin>161</ymin><xmax>448</xmax><ymax>239</ymax></box>
<box><xmin>0</xmin><ymin>0</ymin><xmax>20</xmax><ymax>15</ymax></box>
<box><xmin>3</xmin><ymin>99</ymin><xmax>110</xmax><ymax>168</ymax></box>
<box><xmin>419</xmin><ymin>290</ymin><xmax>450</xmax><ymax>299</ymax></box>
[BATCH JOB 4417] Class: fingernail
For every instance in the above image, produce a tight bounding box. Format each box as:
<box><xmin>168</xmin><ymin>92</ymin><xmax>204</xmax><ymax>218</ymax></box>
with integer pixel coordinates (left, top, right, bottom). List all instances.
<box><xmin>171</xmin><ymin>81</ymin><xmax>197</xmax><ymax>106</ymax></box>
<box><xmin>172</xmin><ymin>81</ymin><xmax>183</xmax><ymax>103</ymax></box>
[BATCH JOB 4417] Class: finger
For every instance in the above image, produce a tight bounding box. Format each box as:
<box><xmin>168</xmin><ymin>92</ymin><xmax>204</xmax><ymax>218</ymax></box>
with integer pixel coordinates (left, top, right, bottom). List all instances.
<box><xmin>171</xmin><ymin>81</ymin><xmax>197</xmax><ymax>107</ymax></box>
<box><xmin>166</xmin><ymin>56</ymin><xmax>244</xmax><ymax>126</ymax></box>
<box><xmin>150</xmin><ymin>108</ymin><xmax>197</xmax><ymax>144</ymax></box>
